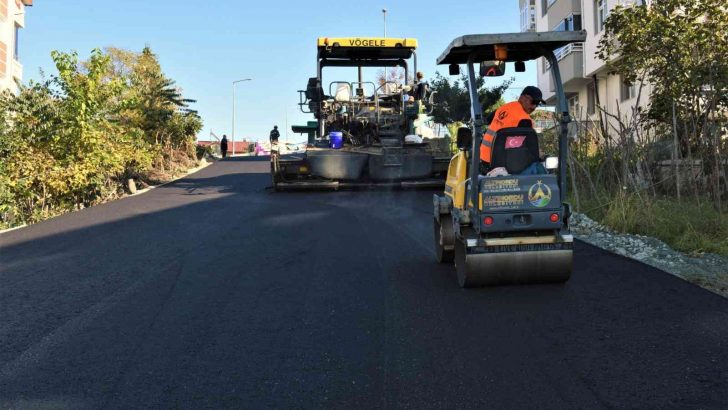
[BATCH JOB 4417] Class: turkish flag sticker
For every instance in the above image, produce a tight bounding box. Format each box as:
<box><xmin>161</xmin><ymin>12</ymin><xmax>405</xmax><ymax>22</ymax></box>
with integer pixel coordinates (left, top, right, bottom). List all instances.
<box><xmin>505</xmin><ymin>136</ymin><xmax>526</xmax><ymax>149</ymax></box>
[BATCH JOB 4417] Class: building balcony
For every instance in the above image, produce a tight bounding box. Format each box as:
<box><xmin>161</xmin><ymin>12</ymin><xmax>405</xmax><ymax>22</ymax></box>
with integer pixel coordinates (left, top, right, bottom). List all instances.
<box><xmin>12</xmin><ymin>59</ymin><xmax>22</xmax><ymax>81</ymax></box>
<box><xmin>545</xmin><ymin>43</ymin><xmax>589</xmax><ymax>97</ymax></box>
<box><xmin>547</xmin><ymin>0</ymin><xmax>581</xmax><ymax>29</ymax></box>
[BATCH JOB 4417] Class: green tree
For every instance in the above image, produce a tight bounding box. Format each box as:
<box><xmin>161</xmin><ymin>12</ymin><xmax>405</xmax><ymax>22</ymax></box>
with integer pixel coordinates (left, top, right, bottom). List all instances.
<box><xmin>0</xmin><ymin>82</ymin><xmax>64</xmax><ymax>221</ymax></box>
<box><xmin>429</xmin><ymin>72</ymin><xmax>512</xmax><ymax>126</ymax></box>
<box><xmin>375</xmin><ymin>67</ymin><xmax>413</xmax><ymax>87</ymax></box>
<box><xmin>0</xmin><ymin>46</ymin><xmax>201</xmax><ymax>227</ymax></box>
<box><xmin>0</xmin><ymin>80</ymin><xmax>61</xmax><ymax>156</ymax></box>
<box><xmin>597</xmin><ymin>0</ymin><xmax>728</xmax><ymax>210</ymax></box>
<box><xmin>108</xmin><ymin>46</ymin><xmax>199</xmax><ymax>146</ymax></box>
<box><xmin>105</xmin><ymin>46</ymin><xmax>202</xmax><ymax>173</ymax></box>
<box><xmin>51</xmin><ymin>49</ymin><xmax>152</xmax><ymax>204</ymax></box>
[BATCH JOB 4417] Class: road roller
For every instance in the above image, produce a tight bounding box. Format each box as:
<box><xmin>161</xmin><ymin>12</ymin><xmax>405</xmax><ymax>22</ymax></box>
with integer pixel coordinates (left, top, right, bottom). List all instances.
<box><xmin>432</xmin><ymin>30</ymin><xmax>586</xmax><ymax>287</ymax></box>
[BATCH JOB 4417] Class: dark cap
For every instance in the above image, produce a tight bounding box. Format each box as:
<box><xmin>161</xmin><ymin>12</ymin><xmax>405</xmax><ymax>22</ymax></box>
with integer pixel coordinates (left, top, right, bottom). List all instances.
<box><xmin>274</xmin><ymin>125</ymin><xmax>278</xmax><ymax>129</ymax></box>
<box><xmin>520</xmin><ymin>86</ymin><xmax>544</xmax><ymax>104</ymax></box>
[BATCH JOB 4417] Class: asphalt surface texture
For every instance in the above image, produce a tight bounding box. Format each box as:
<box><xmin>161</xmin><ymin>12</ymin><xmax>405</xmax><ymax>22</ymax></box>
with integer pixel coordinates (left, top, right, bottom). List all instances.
<box><xmin>1</xmin><ymin>156</ymin><xmax>727</xmax><ymax>409</ymax></box>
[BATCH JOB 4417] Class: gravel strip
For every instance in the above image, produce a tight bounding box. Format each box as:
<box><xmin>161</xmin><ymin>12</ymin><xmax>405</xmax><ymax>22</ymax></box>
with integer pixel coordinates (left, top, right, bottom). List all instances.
<box><xmin>570</xmin><ymin>213</ymin><xmax>728</xmax><ymax>298</ymax></box>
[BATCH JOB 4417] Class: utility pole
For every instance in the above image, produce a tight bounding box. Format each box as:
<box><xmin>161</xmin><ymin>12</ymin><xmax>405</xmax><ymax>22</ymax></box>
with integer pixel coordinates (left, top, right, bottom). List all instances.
<box><xmin>232</xmin><ymin>78</ymin><xmax>252</xmax><ymax>156</ymax></box>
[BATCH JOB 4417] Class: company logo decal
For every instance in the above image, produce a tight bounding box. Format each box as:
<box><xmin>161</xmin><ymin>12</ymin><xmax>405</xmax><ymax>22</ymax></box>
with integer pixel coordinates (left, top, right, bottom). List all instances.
<box><xmin>528</xmin><ymin>180</ymin><xmax>552</xmax><ymax>207</ymax></box>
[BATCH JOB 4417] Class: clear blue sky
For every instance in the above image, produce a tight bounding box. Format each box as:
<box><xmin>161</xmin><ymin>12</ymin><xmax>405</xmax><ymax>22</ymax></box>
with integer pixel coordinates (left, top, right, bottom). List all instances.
<box><xmin>21</xmin><ymin>1</ymin><xmax>536</xmax><ymax>143</ymax></box>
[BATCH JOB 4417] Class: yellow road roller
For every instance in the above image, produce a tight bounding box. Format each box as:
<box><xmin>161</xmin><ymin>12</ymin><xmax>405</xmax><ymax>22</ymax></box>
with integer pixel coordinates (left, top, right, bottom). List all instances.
<box><xmin>433</xmin><ymin>30</ymin><xmax>586</xmax><ymax>287</ymax></box>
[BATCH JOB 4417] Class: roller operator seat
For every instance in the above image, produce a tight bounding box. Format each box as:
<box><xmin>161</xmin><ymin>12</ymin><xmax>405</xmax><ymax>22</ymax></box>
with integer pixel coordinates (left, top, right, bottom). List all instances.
<box><xmin>489</xmin><ymin>126</ymin><xmax>541</xmax><ymax>175</ymax></box>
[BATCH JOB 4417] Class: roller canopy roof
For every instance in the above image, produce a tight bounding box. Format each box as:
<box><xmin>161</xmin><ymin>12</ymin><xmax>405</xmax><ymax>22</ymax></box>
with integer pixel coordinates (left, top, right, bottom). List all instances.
<box><xmin>436</xmin><ymin>31</ymin><xmax>587</xmax><ymax>65</ymax></box>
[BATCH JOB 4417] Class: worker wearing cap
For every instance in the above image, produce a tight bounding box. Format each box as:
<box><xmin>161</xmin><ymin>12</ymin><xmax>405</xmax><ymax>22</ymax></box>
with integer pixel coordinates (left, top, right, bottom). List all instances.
<box><xmin>480</xmin><ymin>86</ymin><xmax>544</xmax><ymax>165</ymax></box>
<box><xmin>269</xmin><ymin>125</ymin><xmax>280</xmax><ymax>144</ymax></box>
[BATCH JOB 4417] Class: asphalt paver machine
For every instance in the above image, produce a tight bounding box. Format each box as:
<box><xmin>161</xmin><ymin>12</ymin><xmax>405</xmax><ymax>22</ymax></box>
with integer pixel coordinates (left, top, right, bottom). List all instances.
<box><xmin>271</xmin><ymin>37</ymin><xmax>449</xmax><ymax>190</ymax></box>
<box><xmin>433</xmin><ymin>31</ymin><xmax>587</xmax><ymax>287</ymax></box>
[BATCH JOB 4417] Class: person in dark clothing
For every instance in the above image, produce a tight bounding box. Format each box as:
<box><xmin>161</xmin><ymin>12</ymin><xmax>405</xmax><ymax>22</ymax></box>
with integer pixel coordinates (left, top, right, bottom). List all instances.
<box><xmin>220</xmin><ymin>135</ymin><xmax>229</xmax><ymax>158</ymax></box>
<box><xmin>269</xmin><ymin>126</ymin><xmax>280</xmax><ymax>143</ymax></box>
<box><xmin>413</xmin><ymin>71</ymin><xmax>429</xmax><ymax>101</ymax></box>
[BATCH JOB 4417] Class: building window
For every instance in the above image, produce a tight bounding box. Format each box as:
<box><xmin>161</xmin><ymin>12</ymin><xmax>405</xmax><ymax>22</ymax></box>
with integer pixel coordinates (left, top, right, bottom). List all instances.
<box><xmin>554</xmin><ymin>14</ymin><xmax>582</xmax><ymax>32</ymax></box>
<box><xmin>521</xmin><ymin>5</ymin><xmax>527</xmax><ymax>29</ymax></box>
<box><xmin>568</xmin><ymin>95</ymin><xmax>581</xmax><ymax>117</ymax></box>
<box><xmin>551</xmin><ymin>14</ymin><xmax>583</xmax><ymax>62</ymax></box>
<box><xmin>587</xmin><ymin>83</ymin><xmax>596</xmax><ymax>115</ymax></box>
<box><xmin>620</xmin><ymin>77</ymin><xmax>637</xmax><ymax>101</ymax></box>
<box><xmin>595</xmin><ymin>0</ymin><xmax>608</xmax><ymax>32</ymax></box>
<box><xmin>521</xmin><ymin>2</ymin><xmax>536</xmax><ymax>32</ymax></box>
<box><xmin>13</xmin><ymin>24</ymin><xmax>19</xmax><ymax>61</ymax></box>
<box><xmin>542</xmin><ymin>0</ymin><xmax>557</xmax><ymax>15</ymax></box>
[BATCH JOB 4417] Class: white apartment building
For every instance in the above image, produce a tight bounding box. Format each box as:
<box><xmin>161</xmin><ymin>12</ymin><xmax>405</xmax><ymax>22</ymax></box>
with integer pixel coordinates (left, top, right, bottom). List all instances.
<box><xmin>522</xmin><ymin>0</ymin><xmax>650</xmax><ymax>130</ymax></box>
<box><xmin>0</xmin><ymin>0</ymin><xmax>32</xmax><ymax>94</ymax></box>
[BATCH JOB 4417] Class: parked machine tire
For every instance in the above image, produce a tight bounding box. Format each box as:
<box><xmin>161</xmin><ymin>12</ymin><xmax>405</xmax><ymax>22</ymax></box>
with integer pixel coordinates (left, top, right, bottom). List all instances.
<box><xmin>434</xmin><ymin>214</ymin><xmax>455</xmax><ymax>263</ymax></box>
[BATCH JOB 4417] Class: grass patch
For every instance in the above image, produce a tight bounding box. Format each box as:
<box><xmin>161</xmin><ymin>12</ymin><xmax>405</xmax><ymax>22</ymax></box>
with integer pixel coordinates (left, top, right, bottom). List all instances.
<box><xmin>574</xmin><ymin>192</ymin><xmax>728</xmax><ymax>257</ymax></box>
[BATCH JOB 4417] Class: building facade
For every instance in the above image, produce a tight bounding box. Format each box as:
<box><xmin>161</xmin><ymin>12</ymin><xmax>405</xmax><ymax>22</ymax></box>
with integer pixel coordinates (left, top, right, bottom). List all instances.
<box><xmin>526</xmin><ymin>0</ymin><xmax>650</xmax><ymax>131</ymax></box>
<box><xmin>520</xmin><ymin>0</ymin><xmax>536</xmax><ymax>32</ymax></box>
<box><xmin>0</xmin><ymin>0</ymin><xmax>32</xmax><ymax>94</ymax></box>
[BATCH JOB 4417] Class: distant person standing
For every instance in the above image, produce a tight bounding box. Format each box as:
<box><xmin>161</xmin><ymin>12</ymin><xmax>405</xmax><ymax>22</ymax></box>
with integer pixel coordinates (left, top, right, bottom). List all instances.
<box><xmin>220</xmin><ymin>135</ymin><xmax>229</xmax><ymax>158</ymax></box>
<box><xmin>413</xmin><ymin>71</ymin><xmax>429</xmax><ymax>101</ymax></box>
<box><xmin>269</xmin><ymin>125</ymin><xmax>280</xmax><ymax>144</ymax></box>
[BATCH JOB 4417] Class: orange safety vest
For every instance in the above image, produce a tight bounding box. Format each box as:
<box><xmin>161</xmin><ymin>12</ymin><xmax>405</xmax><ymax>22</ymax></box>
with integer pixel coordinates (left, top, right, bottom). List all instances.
<box><xmin>480</xmin><ymin>101</ymin><xmax>532</xmax><ymax>163</ymax></box>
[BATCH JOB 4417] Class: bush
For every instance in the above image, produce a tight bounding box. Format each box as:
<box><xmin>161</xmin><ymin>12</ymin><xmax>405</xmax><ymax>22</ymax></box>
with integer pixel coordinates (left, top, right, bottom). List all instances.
<box><xmin>0</xmin><ymin>47</ymin><xmax>202</xmax><ymax>229</ymax></box>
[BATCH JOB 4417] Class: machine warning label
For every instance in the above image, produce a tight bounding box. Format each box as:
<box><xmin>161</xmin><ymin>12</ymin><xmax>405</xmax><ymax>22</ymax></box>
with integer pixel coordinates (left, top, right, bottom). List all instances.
<box><xmin>482</xmin><ymin>178</ymin><xmax>521</xmax><ymax>193</ymax></box>
<box><xmin>483</xmin><ymin>194</ymin><xmax>524</xmax><ymax>209</ymax></box>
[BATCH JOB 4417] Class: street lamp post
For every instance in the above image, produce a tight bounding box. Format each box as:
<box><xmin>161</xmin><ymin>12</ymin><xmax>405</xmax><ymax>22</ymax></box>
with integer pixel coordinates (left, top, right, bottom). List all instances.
<box><xmin>382</xmin><ymin>8</ymin><xmax>387</xmax><ymax>81</ymax></box>
<box><xmin>232</xmin><ymin>78</ymin><xmax>252</xmax><ymax>156</ymax></box>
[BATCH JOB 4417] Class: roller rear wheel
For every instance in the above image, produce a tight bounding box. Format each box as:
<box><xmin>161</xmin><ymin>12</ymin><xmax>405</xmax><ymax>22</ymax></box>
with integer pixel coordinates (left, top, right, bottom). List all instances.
<box><xmin>434</xmin><ymin>215</ymin><xmax>455</xmax><ymax>263</ymax></box>
<box><xmin>454</xmin><ymin>238</ymin><xmax>478</xmax><ymax>288</ymax></box>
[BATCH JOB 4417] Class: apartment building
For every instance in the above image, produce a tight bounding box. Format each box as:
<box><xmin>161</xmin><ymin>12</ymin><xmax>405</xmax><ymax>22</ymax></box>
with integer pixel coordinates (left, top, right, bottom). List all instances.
<box><xmin>0</xmin><ymin>0</ymin><xmax>33</xmax><ymax>94</ymax></box>
<box><xmin>524</xmin><ymin>0</ymin><xmax>650</xmax><ymax>129</ymax></box>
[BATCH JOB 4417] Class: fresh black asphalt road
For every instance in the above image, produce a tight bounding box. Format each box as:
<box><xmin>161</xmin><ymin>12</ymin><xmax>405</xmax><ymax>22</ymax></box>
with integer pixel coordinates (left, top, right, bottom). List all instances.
<box><xmin>1</xmin><ymin>156</ymin><xmax>727</xmax><ymax>409</ymax></box>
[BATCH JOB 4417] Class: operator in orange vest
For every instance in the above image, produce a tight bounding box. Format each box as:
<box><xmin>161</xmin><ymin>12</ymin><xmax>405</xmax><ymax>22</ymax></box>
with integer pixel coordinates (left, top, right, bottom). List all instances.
<box><xmin>480</xmin><ymin>86</ymin><xmax>544</xmax><ymax>165</ymax></box>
